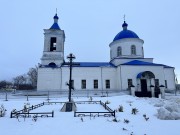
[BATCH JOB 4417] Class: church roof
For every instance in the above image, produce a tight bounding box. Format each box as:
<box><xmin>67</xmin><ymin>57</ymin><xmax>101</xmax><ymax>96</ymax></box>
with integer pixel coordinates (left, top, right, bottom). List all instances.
<box><xmin>113</xmin><ymin>21</ymin><xmax>139</xmax><ymax>41</ymax></box>
<box><xmin>50</xmin><ymin>23</ymin><xmax>60</xmax><ymax>30</ymax></box>
<box><xmin>121</xmin><ymin>60</ymin><xmax>174</xmax><ymax>68</ymax></box>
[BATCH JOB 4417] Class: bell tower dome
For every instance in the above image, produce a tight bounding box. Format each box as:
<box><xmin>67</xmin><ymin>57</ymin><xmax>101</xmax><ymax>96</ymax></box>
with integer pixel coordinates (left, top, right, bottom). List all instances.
<box><xmin>41</xmin><ymin>13</ymin><xmax>65</xmax><ymax>66</ymax></box>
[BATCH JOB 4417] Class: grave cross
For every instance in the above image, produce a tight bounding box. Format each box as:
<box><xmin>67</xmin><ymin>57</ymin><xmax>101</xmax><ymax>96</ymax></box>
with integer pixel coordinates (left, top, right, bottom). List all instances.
<box><xmin>64</xmin><ymin>53</ymin><xmax>80</xmax><ymax>102</ymax></box>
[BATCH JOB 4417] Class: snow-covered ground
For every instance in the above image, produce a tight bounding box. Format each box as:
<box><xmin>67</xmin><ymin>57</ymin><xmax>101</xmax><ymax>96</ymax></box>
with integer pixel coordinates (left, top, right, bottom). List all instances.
<box><xmin>0</xmin><ymin>95</ymin><xmax>180</xmax><ymax>135</ymax></box>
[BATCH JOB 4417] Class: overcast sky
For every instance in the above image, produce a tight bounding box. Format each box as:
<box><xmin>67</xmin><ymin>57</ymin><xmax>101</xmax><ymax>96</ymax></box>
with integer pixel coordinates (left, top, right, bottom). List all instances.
<box><xmin>1</xmin><ymin>0</ymin><xmax>180</xmax><ymax>82</ymax></box>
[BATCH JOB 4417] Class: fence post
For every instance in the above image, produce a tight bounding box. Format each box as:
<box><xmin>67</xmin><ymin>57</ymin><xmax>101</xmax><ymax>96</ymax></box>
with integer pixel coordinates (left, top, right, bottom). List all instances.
<box><xmin>47</xmin><ymin>91</ymin><xmax>50</xmax><ymax>101</ymax></box>
<box><xmin>105</xmin><ymin>103</ymin><xmax>107</xmax><ymax>110</ymax></box>
<box><xmin>5</xmin><ymin>92</ymin><xmax>8</xmax><ymax>101</ymax></box>
<box><xmin>26</xmin><ymin>93</ymin><xmax>29</xmax><ymax>101</ymax></box>
<box><xmin>10</xmin><ymin>112</ymin><xmax>12</xmax><ymax>118</ymax></box>
<box><xmin>52</xmin><ymin>111</ymin><xmax>54</xmax><ymax>117</ymax></box>
<box><xmin>113</xmin><ymin>110</ymin><xmax>116</xmax><ymax>117</ymax></box>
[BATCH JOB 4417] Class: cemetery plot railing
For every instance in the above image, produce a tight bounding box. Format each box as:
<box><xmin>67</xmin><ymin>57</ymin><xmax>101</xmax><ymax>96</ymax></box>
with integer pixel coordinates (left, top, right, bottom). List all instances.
<box><xmin>74</xmin><ymin>111</ymin><xmax>115</xmax><ymax>117</ymax></box>
<box><xmin>10</xmin><ymin>102</ymin><xmax>53</xmax><ymax>118</ymax></box>
<box><xmin>43</xmin><ymin>102</ymin><xmax>66</xmax><ymax>105</ymax></box>
<box><xmin>10</xmin><ymin>111</ymin><xmax>54</xmax><ymax>118</ymax></box>
<box><xmin>100</xmin><ymin>101</ymin><xmax>113</xmax><ymax>112</ymax></box>
<box><xmin>74</xmin><ymin>100</ymin><xmax>115</xmax><ymax>117</ymax></box>
<box><xmin>75</xmin><ymin>101</ymin><xmax>100</xmax><ymax>104</ymax></box>
<box><xmin>27</xmin><ymin>102</ymin><xmax>45</xmax><ymax>111</ymax></box>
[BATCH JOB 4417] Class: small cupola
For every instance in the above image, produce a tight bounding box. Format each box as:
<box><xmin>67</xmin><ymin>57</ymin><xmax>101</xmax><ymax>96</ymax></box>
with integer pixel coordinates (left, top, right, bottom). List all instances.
<box><xmin>122</xmin><ymin>21</ymin><xmax>128</xmax><ymax>30</ymax></box>
<box><xmin>50</xmin><ymin>13</ymin><xmax>61</xmax><ymax>30</ymax></box>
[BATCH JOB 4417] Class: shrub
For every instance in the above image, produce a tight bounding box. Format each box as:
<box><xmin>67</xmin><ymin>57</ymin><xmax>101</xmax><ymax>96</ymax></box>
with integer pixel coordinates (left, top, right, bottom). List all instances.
<box><xmin>143</xmin><ymin>114</ymin><xmax>149</xmax><ymax>121</ymax></box>
<box><xmin>105</xmin><ymin>100</ymin><xmax>110</xmax><ymax>104</ymax></box>
<box><xmin>131</xmin><ymin>108</ymin><xmax>138</xmax><ymax>115</ymax></box>
<box><xmin>32</xmin><ymin>114</ymin><xmax>38</xmax><ymax>122</ymax></box>
<box><xmin>0</xmin><ymin>104</ymin><xmax>7</xmax><ymax>117</ymax></box>
<box><xmin>124</xmin><ymin>119</ymin><xmax>130</xmax><ymax>124</ymax></box>
<box><xmin>118</xmin><ymin>105</ymin><xmax>124</xmax><ymax>112</ymax></box>
<box><xmin>112</xmin><ymin>117</ymin><xmax>120</xmax><ymax>122</ymax></box>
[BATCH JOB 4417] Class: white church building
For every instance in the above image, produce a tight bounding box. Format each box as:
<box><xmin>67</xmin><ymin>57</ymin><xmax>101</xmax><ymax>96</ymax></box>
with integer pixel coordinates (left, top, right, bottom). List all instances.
<box><xmin>37</xmin><ymin>14</ymin><xmax>176</xmax><ymax>97</ymax></box>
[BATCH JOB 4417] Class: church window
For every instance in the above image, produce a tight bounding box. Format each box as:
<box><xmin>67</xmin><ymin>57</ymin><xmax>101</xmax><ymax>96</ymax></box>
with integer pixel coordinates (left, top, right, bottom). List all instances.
<box><xmin>81</xmin><ymin>80</ymin><xmax>86</xmax><ymax>89</ymax></box>
<box><xmin>105</xmin><ymin>80</ymin><xmax>110</xmax><ymax>89</ymax></box>
<box><xmin>165</xmin><ymin>80</ymin><xmax>167</xmax><ymax>88</ymax></box>
<box><xmin>94</xmin><ymin>80</ymin><xmax>98</xmax><ymax>89</ymax></box>
<box><xmin>50</xmin><ymin>37</ymin><xmax>57</xmax><ymax>51</ymax></box>
<box><xmin>128</xmin><ymin>79</ymin><xmax>133</xmax><ymax>89</ymax></box>
<box><xmin>131</xmin><ymin>45</ymin><xmax>136</xmax><ymax>55</ymax></box>
<box><xmin>117</xmin><ymin>46</ymin><xmax>122</xmax><ymax>56</ymax></box>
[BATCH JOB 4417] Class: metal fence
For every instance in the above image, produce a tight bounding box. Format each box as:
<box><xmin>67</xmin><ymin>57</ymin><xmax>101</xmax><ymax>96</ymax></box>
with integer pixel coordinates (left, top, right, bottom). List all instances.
<box><xmin>0</xmin><ymin>89</ymin><xmax>130</xmax><ymax>100</ymax></box>
<box><xmin>1</xmin><ymin>89</ymin><xmax>179</xmax><ymax>101</ymax></box>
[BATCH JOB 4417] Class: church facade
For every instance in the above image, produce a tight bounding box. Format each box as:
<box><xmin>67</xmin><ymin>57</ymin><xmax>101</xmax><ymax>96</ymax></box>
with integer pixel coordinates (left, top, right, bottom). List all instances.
<box><xmin>37</xmin><ymin>14</ymin><xmax>176</xmax><ymax>97</ymax></box>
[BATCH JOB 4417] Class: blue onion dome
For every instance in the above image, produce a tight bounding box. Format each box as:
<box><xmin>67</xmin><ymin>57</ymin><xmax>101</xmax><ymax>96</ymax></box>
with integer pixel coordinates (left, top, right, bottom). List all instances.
<box><xmin>113</xmin><ymin>21</ymin><xmax>139</xmax><ymax>41</ymax></box>
<box><xmin>50</xmin><ymin>13</ymin><xmax>60</xmax><ymax>30</ymax></box>
<box><xmin>54</xmin><ymin>13</ymin><xmax>59</xmax><ymax>19</ymax></box>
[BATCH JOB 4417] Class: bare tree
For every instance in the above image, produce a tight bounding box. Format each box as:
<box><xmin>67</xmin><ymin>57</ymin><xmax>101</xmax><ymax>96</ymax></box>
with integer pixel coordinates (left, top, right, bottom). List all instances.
<box><xmin>0</xmin><ymin>80</ymin><xmax>12</xmax><ymax>89</ymax></box>
<box><xmin>13</xmin><ymin>74</ymin><xmax>27</xmax><ymax>89</ymax></box>
<box><xmin>27</xmin><ymin>67</ymin><xmax>37</xmax><ymax>88</ymax></box>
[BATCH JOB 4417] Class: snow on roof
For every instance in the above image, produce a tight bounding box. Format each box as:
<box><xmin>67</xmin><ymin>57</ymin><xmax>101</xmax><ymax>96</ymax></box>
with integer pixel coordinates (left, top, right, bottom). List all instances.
<box><xmin>121</xmin><ymin>60</ymin><xmax>174</xmax><ymax>68</ymax></box>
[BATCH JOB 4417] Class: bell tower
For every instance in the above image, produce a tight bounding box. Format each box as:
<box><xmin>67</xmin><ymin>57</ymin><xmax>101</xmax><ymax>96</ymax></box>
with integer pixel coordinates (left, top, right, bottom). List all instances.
<box><xmin>41</xmin><ymin>13</ymin><xmax>65</xmax><ymax>66</ymax></box>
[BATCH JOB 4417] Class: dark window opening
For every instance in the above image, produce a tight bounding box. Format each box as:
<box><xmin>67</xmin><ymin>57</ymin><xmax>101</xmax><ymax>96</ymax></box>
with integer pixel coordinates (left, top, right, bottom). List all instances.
<box><xmin>50</xmin><ymin>37</ymin><xmax>57</xmax><ymax>51</ymax></box>
<box><xmin>81</xmin><ymin>80</ymin><xmax>86</xmax><ymax>89</ymax></box>
<box><xmin>48</xmin><ymin>62</ymin><xmax>56</xmax><ymax>67</ymax></box>
<box><xmin>94</xmin><ymin>80</ymin><xmax>98</xmax><ymax>89</ymax></box>
<box><xmin>131</xmin><ymin>45</ymin><xmax>136</xmax><ymax>55</ymax></box>
<box><xmin>106</xmin><ymin>80</ymin><xmax>110</xmax><ymax>89</ymax></box>
<box><xmin>165</xmin><ymin>80</ymin><xmax>167</xmax><ymax>88</ymax></box>
<box><xmin>128</xmin><ymin>79</ymin><xmax>133</xmax><ymax>89</ymax></box>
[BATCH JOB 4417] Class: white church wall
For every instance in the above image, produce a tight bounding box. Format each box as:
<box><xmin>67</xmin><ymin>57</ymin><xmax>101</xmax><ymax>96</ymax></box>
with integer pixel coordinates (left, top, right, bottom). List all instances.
<box><xmin>116</xmin><ymin>66</ymin><xmax>122</xmax><ymax>90</ymax></box>
<box><xmin>61</xmin><ymin>67</ymin><xmax>117</xmax><ymax>90</ymax></box>
<box><xmin>37</xmin><ymin>68</ymin><xmax>62</xmax><ymax>91</ymax></box>
<box><xmin>120</xmin><ymin>65</ymin><xmax>165</xmax><ymax>90</ymax></box>
<box><xmin>164</xmin><ymin>68</ymin><xmax>176</xmax><ymax>90</ymax></box>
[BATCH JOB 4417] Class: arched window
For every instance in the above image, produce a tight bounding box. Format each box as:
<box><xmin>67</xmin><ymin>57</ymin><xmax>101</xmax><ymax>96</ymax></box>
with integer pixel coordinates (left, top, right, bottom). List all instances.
<box><xmin>117</xmin><ymin>46</ymin><xmax>122</xmax><ymax>56</ymax></box>
<box><xmin>131</xmin><ymin>45</ymin><xmax>136</xmax><ymax>55</ymax></box>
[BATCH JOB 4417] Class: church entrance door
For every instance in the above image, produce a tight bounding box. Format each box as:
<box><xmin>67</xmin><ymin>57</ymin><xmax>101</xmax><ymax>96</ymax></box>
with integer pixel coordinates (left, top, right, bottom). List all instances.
<box><xmin>141</xmin><ymin>79</ymin><xmax>147</xmax><ymax>92</ymax></box>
